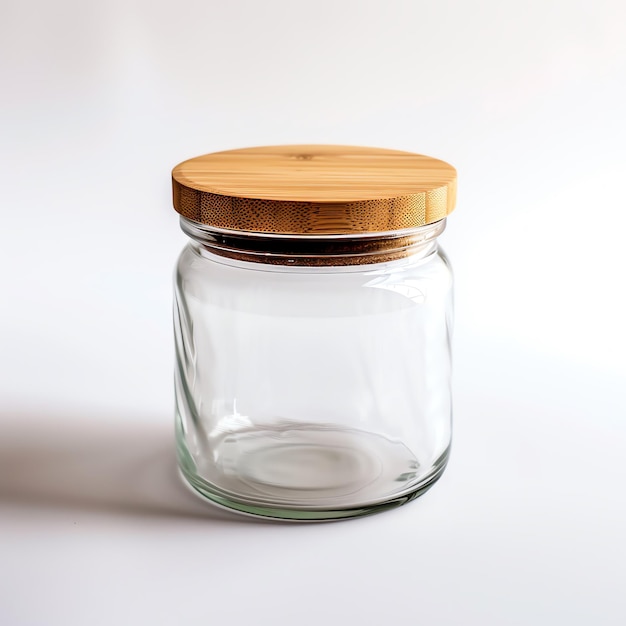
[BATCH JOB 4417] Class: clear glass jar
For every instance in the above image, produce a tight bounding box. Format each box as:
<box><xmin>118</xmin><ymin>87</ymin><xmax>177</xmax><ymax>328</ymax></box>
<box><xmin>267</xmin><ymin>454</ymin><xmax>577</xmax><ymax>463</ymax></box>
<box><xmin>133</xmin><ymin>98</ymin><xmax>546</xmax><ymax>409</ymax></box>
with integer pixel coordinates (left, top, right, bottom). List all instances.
<box><xmin>171</xmin><ymin>145</ymin><xmax>457</xmax><ymax>520</ymax></box>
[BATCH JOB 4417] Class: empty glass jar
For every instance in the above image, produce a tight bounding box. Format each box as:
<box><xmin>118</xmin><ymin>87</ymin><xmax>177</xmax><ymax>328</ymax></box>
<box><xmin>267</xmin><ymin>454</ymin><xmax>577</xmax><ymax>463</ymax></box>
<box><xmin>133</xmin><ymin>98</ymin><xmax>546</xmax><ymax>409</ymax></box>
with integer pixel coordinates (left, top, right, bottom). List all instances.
<box><xmin>172</xmin><ymin>145</ymin><xmax>457</xmax><ymax>520</ymax></box>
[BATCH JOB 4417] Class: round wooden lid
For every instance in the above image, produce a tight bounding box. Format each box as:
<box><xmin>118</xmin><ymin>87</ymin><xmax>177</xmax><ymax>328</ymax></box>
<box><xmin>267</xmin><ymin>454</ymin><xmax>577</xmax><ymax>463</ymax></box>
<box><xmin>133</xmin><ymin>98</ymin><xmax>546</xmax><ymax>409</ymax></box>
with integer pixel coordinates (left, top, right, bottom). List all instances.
<box><xmin>172</xmin><ymin>145</ymin><xmax>457</xmax><ymax>235</ymax></box>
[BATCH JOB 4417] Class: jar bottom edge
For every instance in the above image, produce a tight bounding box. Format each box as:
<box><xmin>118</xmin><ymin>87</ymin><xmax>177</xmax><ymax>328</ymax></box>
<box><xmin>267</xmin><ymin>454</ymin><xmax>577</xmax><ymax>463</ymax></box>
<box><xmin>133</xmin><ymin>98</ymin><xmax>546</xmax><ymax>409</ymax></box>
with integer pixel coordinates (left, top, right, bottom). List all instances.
<box><xmin>177</xmin><ymin>441</ymin><xmax>449</xmax><ymax>522</ymax></box>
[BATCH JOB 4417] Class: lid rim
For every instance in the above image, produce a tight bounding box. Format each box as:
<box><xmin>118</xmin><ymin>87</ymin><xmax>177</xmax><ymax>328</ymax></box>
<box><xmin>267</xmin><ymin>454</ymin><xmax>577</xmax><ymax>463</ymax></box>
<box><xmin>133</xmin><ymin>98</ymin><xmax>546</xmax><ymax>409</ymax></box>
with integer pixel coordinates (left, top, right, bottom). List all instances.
<box><xmin>172</xmin><ymin>144</ymin><xmax>457</xmax><ymax>235</ymax></box>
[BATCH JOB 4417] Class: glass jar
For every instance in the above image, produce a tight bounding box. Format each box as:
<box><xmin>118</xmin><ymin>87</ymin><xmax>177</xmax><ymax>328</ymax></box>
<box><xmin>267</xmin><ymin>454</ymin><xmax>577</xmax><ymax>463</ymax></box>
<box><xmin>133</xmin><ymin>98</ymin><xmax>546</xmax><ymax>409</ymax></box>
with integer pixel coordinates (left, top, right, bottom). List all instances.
<box><xmin>171</xmin><ymin>145</ymin><xmax>457</xmax><ymax>520</ymax></box>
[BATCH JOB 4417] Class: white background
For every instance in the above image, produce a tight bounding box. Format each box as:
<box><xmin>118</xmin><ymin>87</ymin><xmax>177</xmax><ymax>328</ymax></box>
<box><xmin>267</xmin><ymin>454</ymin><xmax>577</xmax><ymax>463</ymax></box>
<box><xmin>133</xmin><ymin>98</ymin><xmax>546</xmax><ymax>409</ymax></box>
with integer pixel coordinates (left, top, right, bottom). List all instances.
<box><xmin>1</xmin><ymin>1</ymin><xmax>626</xmax><ymax>624</ymax></box>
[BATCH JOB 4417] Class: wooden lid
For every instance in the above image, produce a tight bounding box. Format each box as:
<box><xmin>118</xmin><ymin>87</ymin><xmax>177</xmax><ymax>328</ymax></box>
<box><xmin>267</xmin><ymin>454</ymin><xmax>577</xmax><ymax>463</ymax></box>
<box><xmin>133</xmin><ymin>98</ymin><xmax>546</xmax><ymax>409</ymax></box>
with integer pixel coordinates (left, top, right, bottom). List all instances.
<box><xmin>172</xmin><ymin>145</ymin><xmax>457</xmax><ymax>235</ymax></box>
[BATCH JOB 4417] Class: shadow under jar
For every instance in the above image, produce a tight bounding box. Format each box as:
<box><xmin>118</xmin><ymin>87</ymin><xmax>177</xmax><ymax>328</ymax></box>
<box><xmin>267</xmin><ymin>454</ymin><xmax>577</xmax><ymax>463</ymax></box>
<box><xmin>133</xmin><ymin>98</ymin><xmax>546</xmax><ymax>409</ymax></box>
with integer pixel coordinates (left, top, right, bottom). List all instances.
<box><xmin>171</xmin><ymin>145</ymin><xmax>457</xmax><ymax>521</ymax></box>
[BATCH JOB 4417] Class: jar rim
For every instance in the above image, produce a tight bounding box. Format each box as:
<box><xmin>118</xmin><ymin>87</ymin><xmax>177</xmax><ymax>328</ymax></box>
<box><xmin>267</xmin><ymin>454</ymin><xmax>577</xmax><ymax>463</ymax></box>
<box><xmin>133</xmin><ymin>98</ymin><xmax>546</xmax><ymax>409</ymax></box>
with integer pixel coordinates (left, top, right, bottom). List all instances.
<box><xmin>180</xmin><ymin>216</ymin><xmax>446</xmax><ymax>267</ymax></box>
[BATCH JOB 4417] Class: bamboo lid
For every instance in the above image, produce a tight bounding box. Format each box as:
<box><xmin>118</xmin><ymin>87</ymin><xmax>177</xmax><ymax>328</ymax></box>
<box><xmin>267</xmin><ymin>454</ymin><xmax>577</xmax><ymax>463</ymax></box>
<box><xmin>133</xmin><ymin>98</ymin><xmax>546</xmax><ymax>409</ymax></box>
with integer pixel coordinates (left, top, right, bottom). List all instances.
<box><xmin>172</xmin><ymin>145</ymin><xmax>457</xmax><ymax>235</ymax></box>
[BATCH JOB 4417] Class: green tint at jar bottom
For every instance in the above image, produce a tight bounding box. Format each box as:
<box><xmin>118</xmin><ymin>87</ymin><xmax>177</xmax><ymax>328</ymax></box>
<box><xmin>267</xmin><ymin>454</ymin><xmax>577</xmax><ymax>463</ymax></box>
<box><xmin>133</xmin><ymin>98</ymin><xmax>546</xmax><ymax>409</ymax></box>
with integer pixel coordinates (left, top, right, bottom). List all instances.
<box><xmin>176</xmin><ymin>414</ymin><xmax>449</xmax><ymax>521</ymax></box>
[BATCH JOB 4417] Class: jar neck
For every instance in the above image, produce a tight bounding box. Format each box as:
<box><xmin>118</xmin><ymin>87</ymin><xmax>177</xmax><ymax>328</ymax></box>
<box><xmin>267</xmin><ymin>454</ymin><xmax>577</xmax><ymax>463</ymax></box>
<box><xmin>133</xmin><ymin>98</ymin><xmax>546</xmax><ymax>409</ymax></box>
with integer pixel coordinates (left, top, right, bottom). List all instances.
<box><xmin>180</xmin><ymin>217</ymin><xmax>446</xmax><ymax>267</ymax></box>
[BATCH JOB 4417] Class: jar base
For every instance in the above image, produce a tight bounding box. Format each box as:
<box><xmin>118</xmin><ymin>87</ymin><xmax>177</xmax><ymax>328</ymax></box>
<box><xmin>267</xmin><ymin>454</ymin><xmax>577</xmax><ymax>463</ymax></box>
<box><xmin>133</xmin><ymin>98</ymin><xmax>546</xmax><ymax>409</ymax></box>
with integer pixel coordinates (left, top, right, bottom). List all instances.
<box><xmin>177</xmin><ymin>421</ymin><xmax>449</xmax><ymax>521</ymax></box>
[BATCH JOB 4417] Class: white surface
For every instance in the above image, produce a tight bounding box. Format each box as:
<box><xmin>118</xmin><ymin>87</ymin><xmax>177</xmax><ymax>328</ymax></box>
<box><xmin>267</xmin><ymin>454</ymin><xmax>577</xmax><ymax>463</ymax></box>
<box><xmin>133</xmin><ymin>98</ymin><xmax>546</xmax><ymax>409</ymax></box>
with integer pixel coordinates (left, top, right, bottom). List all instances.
<box><xmin>1</xmin><ymin>1</ymin><xmax>625</xmax><ymax>624</ymax></box>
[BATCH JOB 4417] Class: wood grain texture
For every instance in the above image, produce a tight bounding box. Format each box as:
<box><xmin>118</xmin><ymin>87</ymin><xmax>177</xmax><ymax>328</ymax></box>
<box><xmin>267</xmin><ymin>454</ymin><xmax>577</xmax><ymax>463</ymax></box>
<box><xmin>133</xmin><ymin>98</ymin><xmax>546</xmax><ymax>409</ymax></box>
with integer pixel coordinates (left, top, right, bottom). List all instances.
<box><xmin>172</xmin><ymin>145</ymin><xmax>457</xmax><ymax>235</ymax></box>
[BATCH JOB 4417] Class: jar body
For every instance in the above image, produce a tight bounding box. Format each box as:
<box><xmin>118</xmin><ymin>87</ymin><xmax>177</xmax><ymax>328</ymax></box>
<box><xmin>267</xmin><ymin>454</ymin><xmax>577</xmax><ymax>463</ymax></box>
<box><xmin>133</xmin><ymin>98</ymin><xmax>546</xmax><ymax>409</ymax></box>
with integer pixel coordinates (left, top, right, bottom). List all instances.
<box><xmin>174</xmin><ymin>221</ymin><xmax>453</xmax><ymax>520</ymax></box>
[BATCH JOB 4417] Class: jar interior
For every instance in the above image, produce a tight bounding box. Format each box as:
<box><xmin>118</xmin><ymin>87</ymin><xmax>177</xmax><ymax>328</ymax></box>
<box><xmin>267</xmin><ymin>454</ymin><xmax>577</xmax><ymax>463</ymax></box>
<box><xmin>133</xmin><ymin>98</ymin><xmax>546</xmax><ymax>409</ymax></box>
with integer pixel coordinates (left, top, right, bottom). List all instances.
<box><xmin>174</xmin><ymin>229</ymin><xmax>453</xmax><ymax>519</ymax></box>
